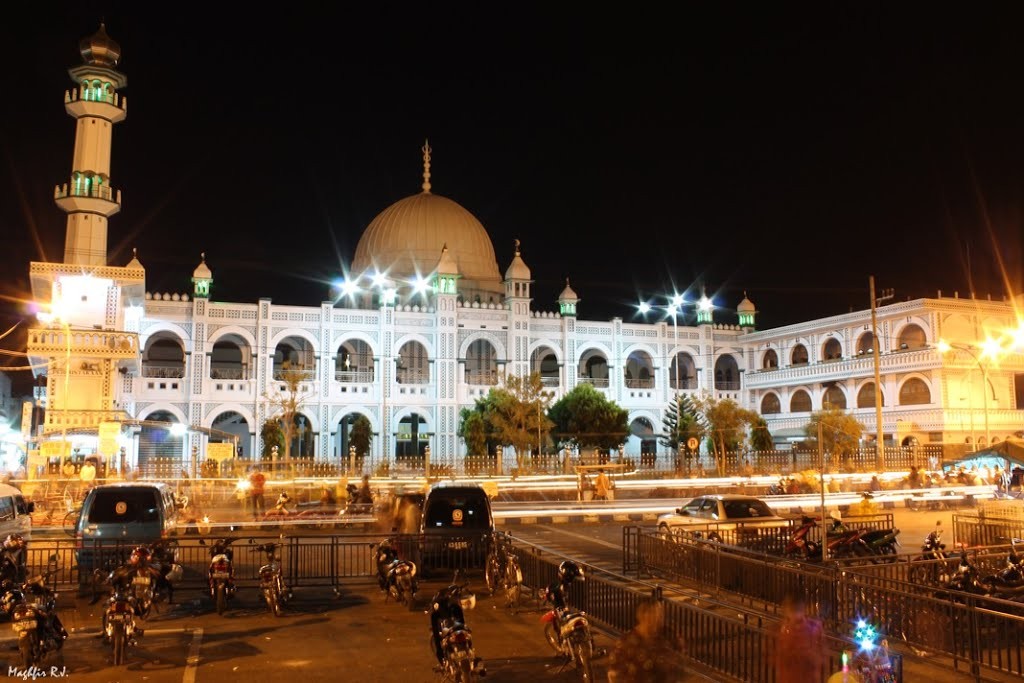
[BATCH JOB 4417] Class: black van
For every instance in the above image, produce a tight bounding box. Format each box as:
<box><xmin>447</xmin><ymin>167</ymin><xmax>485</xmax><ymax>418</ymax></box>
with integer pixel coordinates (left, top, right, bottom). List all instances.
<box><xmin>74</xmin><ymin>483</ymin><xmax>179</xmax><ymax>570</ymax></box>
<box><xmin>419</xmin><ymin>483</ymin><xmax>493</xmax><ymax>571</ymax></box>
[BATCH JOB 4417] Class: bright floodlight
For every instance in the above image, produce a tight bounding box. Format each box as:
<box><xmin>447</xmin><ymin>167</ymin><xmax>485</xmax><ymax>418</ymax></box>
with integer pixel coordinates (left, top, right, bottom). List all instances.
<box><xmin>1013</xmin><ymin>324</ymin><xmax>1024</xmax><ymax>350</ymax></box>
<box><xmin>671</xmin><ymin>293</ymin><xmax>684</xmax><ymax>307</ymax></box>
<box><xmin>339</xmin><ymin>279</ymin><xmax>359</xmax><ymax>297</ymax></box>
<box><xmin>169</xmin><ymin>423</ymin><xmax>187</xmax><ymax>437</ymax></box>
<box><xmin>372</xmin><ymin>271</ymin><xmax>388</xmax><ymax>288</ymax></box>
<box><xmin>937</xmin><ymin>339</ymin><xmax>952</xmax><ymax>353</ymax></box>
<box><xmin>981</xmin><ymin>337</ymin><xmax>1003</xmax><ymax>360</ymax></box>
<box><xmin>412</xmin><ymin>275</ymin><xmax>430</xmax><ymax>294</ymax></box>
<box><xmin>638</xmin><ymin>302</ymin><xmax>651</xmax><ymax>314</ymax></box>
<box><xmin>698</xmin><ymin>295</ymin><xmax>713</xmax><ymax>312</ymax></box>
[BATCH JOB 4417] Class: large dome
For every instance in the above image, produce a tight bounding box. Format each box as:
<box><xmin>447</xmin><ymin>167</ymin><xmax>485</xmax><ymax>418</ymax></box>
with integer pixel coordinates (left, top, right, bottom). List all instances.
<box><xmin>352</xmin><ymin>192</ymin><xmax>501</xmax><ymax>289</ymax></box>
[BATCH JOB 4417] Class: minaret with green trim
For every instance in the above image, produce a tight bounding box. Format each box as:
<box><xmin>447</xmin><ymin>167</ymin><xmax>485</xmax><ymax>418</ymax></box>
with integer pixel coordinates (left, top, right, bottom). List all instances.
<box><xmin>192</xmin><ymin>254</ymin><xmax>213</xmax><ymax>299</ymax></box>
<box><xmin>558</xmin><ymin>279</ymin><xmax>579</xmax><ymax>317</ymax></box>
<box><xmin>56</xmin><ymin>23</ymin><xmax>127</xmax><ymax>266</ymax></box>
<box><xmin>737</xmin><ymin>292</ymin><xmax>757</xmax><ymax>330</ymax></box>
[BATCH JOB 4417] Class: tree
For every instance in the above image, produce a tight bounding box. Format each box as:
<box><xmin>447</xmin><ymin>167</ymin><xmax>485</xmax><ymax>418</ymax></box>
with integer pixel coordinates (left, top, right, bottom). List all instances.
<box><xmin>260</xmin><ymin>419</ymin><xmax>284</xmax><ymax>461</ymax></box>
<box><xmin>660</xmin><ymin>394</ymin><xmax>705</xmax><ymax>474</ymax></box>
<box><xmin>458</xmin><ymin>409</ymin><xmax>489</xmax><ymax>456</ymax></box>
<box><xmin>750</xmin><ymin>417</ymin><xmax>774</xmax><ymax>452</ymax></box>
<box><xmin>486</xmin><ymin>373</ymin><xmax>555</xmax><ymax>470</ymax></box>
<box><xmin>261</xmin><ymin>361</ymin><xmax>313</xmax><ymax>462</ymax></box>
<box><xmin>548</xmin><ymin>383</ymin><xmax>629</xmax><ymax>454</ymax></box>
<box><xmin>349</xmin><ymin>414</ymin><xmax>373</xmax><ymax>458</ymax></box>
<box><xmin>692</xmin><ymin>395</ymin><xmax>759</xmax><ymax>475</ymax></box>
<box><xmin>804</xmin><ymin>406</ymin><xmax>864</xmax><ymax>463</ymax></box>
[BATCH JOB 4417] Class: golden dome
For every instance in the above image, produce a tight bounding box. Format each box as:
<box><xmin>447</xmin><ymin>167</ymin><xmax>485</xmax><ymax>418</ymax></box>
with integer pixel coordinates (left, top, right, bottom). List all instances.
<box><xmin>352</xmin><ymin>192</ymin><xmax>501</xmax><ymax>288</ymax></box>
<box><xmin>79</xmin><ymin>23</ymin><xmax>121</xmax><ymax>67</ymax></box>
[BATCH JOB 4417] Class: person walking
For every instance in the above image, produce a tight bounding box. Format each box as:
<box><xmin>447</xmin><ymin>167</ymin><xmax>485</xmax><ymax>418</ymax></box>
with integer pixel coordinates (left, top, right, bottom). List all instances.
<box><xmin>594</xmin><ymin>469</ymin><xmax>611</xmax><ymax>501</ymax></box>
<box><xmin>771</xmin><ymin>594</ymin><xmax>825</xmax><ymax>682</ymax></box>
<box><xmin>608</xmin><ymin>601</ymin><xmax>686</xmax><ymax>682</ymax></box>
<box><xmin>248</xmin><ymin>466</ymin><xmax>266</xmax><ymax>520</ymax></box>
<box><xmin>79</xmin><ymin>458</ymin><xmax>97</xmax><ymax>496</ymax></box>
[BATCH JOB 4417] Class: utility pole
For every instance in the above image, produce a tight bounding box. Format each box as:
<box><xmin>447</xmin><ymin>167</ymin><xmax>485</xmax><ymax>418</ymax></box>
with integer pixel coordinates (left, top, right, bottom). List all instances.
<box><xmin>869</xmin><ymin>277</ymin><xmax>894</xmax><ymax>470</ymax></box>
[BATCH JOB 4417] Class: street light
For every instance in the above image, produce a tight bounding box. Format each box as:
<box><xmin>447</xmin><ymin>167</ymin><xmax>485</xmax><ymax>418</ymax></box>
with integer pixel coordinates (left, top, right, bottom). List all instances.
<box><xmin>938</xmin><ymin>339</ymin><xmax>998</xmax><ymax>446</ymax></box>
<box><xmin>638</xmin><ymin>293</ymin><xmax>690</xmax><ymax>470</ymax></box>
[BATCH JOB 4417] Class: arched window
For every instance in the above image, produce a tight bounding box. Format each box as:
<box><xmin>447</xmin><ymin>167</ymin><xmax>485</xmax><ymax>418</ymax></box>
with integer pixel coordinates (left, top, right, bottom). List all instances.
<box><xmin>762</xmin><ymin>349</ymin><xmax>778</xmax><ymax>370</ymax></box>
<box><xmin>856</xmin><ymin>332</ymin><xmax>875</xmax><ymax>356</ymax></box>
<box><xmin>714</xmin><ymin>355</ymin><xmax>740</xmax><ymax>390</ymax></box>
<box><xmin>791</xmin><ymin>344</ymin><xmax>809</xmax><ymax>366</ymax></box>
<box><xmin>761</xmin><ymin>393</ymin><xmax>781</xmax><ymax>414</ymax></box>
<box><xmin>790</xmin><ymin>390</ymin><xmax>812</xmax><ymax>413</ymax></box>
<box><xmin>822</xmin><ymin>338</ymin><xmax>842</xmax><ymax>361</ymax></box>
<box><xmin>823</xmin><ymin>385</ymin><xmax>847</xmax><ymax>410</ymax></box>
<box><xmin>897</xmin><ymin>324</ymin><xmax>927</xmax><ymax>351</ymax></box>
<box><xmin>857</xmin><ymin>383</ymin><xmax>884</xmax><ymax>408</ymax></box>
<box><xmin>899</xmin><ymin>377</ymin><xmax>931</xmax><ymax>405</ymax></box>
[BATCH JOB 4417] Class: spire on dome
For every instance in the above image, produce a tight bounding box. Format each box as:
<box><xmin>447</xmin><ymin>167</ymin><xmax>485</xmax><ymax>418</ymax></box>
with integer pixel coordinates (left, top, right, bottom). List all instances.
<box><xmin>421</xmin><ymin>140</ymin><xmax>432</xmax><ymax>194</ymax></box>
<box><xmin>126</xmin><ymin>247</ymin><xmax>144</xmax><ymax>270</ymax></box>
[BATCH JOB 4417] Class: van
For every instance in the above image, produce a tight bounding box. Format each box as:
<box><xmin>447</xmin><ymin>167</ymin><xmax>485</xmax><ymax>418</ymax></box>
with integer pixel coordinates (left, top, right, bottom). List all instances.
<box><xmin>0</xmin><ymin>483</ymin><xmax>34</xmax><ymax>540</ymax></box>
<box><xmin>75</xmin><ymin>483</ymin><xmax>179</xmax><ymax>569</ymax></box>
<box><xmin>419</xmin><ymin>483</ymin><xmax>494</xmax><ymax>571</ymax></box>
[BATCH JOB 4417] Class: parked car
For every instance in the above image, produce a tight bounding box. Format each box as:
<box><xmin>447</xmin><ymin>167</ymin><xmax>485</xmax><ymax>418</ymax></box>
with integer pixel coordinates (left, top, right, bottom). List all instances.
<box><xmin>657</xmin><ymin>494</ymin><xmax>789</xmax><ymax>547</ymax></box>
<box><xmin>73</xmin><ymin>483</ymin><xmax>180</xmax><ymax>571</ymax></box>
<box><xmin>419</xmin><ymin>483</ymin><xmax>493</xmax><ymax>572</ymax></box>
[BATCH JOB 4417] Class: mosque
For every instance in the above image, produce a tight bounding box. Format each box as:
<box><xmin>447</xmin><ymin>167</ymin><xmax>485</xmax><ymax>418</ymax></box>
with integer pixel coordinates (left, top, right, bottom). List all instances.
<box><xmin>24</xmin><ymin>25</ymin><xmax>1024</xmax><ymax>472</ymax></box>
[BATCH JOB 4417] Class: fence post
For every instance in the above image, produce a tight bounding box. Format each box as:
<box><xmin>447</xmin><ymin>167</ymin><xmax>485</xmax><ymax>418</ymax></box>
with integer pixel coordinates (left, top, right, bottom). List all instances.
<box><xmin>967</xmin><ymin>594</ymin><xmax>982</xmax><ymax>682</ymax></box>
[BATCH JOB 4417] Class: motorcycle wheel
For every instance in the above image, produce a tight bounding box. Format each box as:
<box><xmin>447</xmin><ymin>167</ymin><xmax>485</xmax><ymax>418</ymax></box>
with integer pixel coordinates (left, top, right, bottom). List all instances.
<box><xmin>399</xmin><ymin>577</ymin><xmax>416</xmax><ymax>611</ymax></box>
<box><xmin>505</xmin><ymin>560</ymin><xmax>522</xmax><ymax>609</ymax></box>
<box><xmin>571</xmin><ymin>638</ymin><xmax>594</xmax><ymax>682</ymax></box>
<box><xmin>454</xmin><ymin>657</ymin><xmax>475</xmax><ymax>683</ymax></box>
<box><xmin>112</xmin><ymin>622</ymin><xmax>127</xmax><ymax>665</ymax></box>
<box><xmin>19</xmin><ymin>633</ymin><xmax>38</xmax><ymax>668</ymax></box>
<box><xmin>543</xmin><ymin>622</ymin><xmax>560</xmax><ymax>654</ymax></box>
<box><xmin>215</xmin><ymin>583</ymin><xmax>227</xmax><ymax>616</ymax></box>
<box><xmin>268</xmin><ymin>591</ymin><xmax>282</xmax><ymax>617</ymax></box>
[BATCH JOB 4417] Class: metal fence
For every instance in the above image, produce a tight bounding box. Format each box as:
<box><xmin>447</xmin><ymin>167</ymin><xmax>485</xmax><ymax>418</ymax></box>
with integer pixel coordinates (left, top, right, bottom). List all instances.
<box><xmin>625</xmin><ymin>525</ymin><xmax>1024</xmax><ymax>680</ymax></box>
<box><xmin>510</xmin><ymin>531</ymin><xmax>902</xmax><ymax>682</ymax></box>
<box><xmin>953</xmin><ymin>512</ymin><xmax>1024</xmax><ymax>547</ymax></box>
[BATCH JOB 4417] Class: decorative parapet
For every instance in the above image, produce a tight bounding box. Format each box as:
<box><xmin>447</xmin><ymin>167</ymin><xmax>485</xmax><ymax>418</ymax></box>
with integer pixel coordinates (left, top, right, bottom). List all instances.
<box><xmin>29</xmin><ymin>261</ymin><xmax>144</xmax><ymax>284</ymax></box>
<box><xmin>43</xmin><ymin>409</ymin><xmax>130</xmax><ymax>434</ymax></box>
<box><xmin>744</xmin><ymin>348</ymin><xmax>938</xmax><ymax>388</ymax></box>
<box><xmin>27</xmin><ymin>328</ymin><xmax>138</xmax><ymax>359</ymax></box>
<box><xmin>54</xmin><ymin>179</ymin><xmax>120</xmax><ymax>204</ymax></box>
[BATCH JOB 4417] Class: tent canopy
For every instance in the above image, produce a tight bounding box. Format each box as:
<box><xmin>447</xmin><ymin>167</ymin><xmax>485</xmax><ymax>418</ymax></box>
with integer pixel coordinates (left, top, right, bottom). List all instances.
<box><xmin>942</xmin><ymin>439</ymin><xmax>1024</xmax><ymax>472</ymax></box>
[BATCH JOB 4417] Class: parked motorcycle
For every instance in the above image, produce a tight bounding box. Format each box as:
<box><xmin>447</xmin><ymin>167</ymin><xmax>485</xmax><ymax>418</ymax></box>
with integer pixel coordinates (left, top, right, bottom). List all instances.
<box><xmin>103</xmin><ymin>582</ymin><xmax>139</xmax><ymax>665</ymax></box>
<box><xmin>114</xmin><ymin>542</ymin><xmax>180</xmax><ymax>618</ymax></box>
<box><xmin>542</xmin><ymin>564</ymin><xmax>596</xmax><ymax>682</ymax></box>
<box><xmin>202</xmin><ymin>537</ymin><xmax>239</xmax><ymax>615</ymax></box>
<box><xmin>484</xmin><ymin>534</ymin><xmax>523</xmax><ymax>608</ymax></box>
<box><xmin>825</xmin><ymin>515</ymin><xmax>873</xmax><ymax>560</ymax></box>
<box><xmin>373</xmin><ymin>538</ymin><xmax>418</xmax><ymax>610</ymax></box>
<box><xmin>859</xmin><ymin>527</ymin><xmax>902</xmax><ymax>560</ymax></box>
<box><xmin>911</xmin><ymin>521</ymin><xmax>951</xmax><ymax>585</ymax></box>
<box><xmin>3</xmin><ymin>561</ymin><xmax>67</xmax><ymax>668</ymax></box>
<box><xmin>250</xmin><ymin>538</ymin><xmax>291</xmax><ymax>616</ymax></box>
<box><xmin>783</xmin><ymin>516</ymin><xmax>822</xmax><ymax>561</ymax></box>
<box><xmin>981</xmin><ymin>539</ymin><xmax>1024</xmax><ymax>594</ymax></box>
<box><xmin>428</xmin><ymin>573</ymin><xmax>484</xmax><ymax>682</ymax></box>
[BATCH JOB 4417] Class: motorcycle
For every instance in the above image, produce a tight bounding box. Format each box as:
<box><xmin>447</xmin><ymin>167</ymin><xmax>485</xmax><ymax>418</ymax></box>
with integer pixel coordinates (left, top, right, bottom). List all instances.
<box><xmin>119</xmin><ymin>541</ymin><xmax>180</xmax><ymax>618</ymax></box>
<box><xmin>4</xmin><ymin>562</ymin><xmax>67</xmax><ymax>668</ymax></box>
<box><xmin>202</xmin><ymin>537</ymin><xmax>239</xmax><ymax>615</ymax></box>
<box><xmin>825</xmin><ymin>522</ymin><xmax>873</xmax><ymax>560</ymax></box>
<box><xmin>910</xmin><ymin>521</ymin><xmax>951</xmax><ymax>585</ymax></box>
<box><xmin>428</xmin><ymin>574</ymin><xmax>484</xmax><ymax>682</ymax></box>
<box><xmin>103</xmin><ymin>582</ymin><xmax>139</xmax><ymax>665</ymax></box>
<box><xmin>1</xmin><ymin>533</ymin><xmax>28</xmax><ymax>584</ymax></box>
<box><xmin>981</xmin><ymin>539</ymin><xmax>1024</xmax><ymax>595</ymax></box>
<box><xmin>940</xmin><ymin>550</ymin><xmax>989</xmax><ymax>596</ymax></box>
<box><xmin>783</xmin><ymin>516</ymin><xmax>822</xmax><ymax>561</ymax></box>
<box><xmin>859</xmin><ymin>527</ymin><xmax>902</xmax><ymax>560</ymax></box>
<box><xmin>250</xmin><ymin>538</ymin><xmax>291</xmax><ymax>616</ymax></box>
<box><xmin>542</xmin><ymin>584</ymin><xmax>596</xmax><ymax>681</ymax></box>
<box><xmin>373</xmin><ymin>538</ymin><xmax>418</xmax><ymax>610</ymax></box>
<box><xmin>484</xmin><ymin>534</ymin><xmax>522</xmax><ymax>608</ymax></box>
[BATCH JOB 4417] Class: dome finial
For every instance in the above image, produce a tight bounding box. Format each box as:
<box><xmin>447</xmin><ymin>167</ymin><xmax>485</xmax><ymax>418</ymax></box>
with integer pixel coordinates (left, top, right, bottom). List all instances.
<box><xmin>514</xmin><ymin>238</ymin><xmax>521</xmax><ymax>255</ymax></box>
<box><xmin>201</xmin><ymin>251</ymin><xmax>206</xmax><ymax>262</ymax></box>
<box><xmin>421</xmin><ymin>139</ymin><xmax>432</xmax><ymax>194</ymax></box>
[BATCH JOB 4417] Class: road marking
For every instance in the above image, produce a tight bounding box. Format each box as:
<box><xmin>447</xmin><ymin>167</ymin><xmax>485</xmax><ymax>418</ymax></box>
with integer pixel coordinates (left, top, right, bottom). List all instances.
<box><xmin>183</xmin><ymin>627</ymin><xmax>203</xmax><ymax>683</ymax></box>
<box><xmin>528</xmin><ymin>524</ymin><xmax>621</xmax><ymax>551</ymax></box>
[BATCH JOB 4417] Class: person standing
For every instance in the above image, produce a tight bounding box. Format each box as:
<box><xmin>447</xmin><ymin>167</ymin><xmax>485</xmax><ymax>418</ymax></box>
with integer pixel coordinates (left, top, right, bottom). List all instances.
<box><xmin>594</xmin><ymin>469</ymin><xmax>611</xmax><ymax>501</ymax></box>
<box><xmin>249</xmin><ymin>466</ymin><xmax>266</xmax><ymax>519</ymax></box>
<box><xmin>79</xmin><ymin>458</ymin><xmax>97</xmax><ymax>496</ymax></box>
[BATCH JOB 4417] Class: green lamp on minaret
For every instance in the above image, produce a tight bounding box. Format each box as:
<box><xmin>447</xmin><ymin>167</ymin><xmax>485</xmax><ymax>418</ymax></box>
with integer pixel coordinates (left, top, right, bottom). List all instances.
<box><xmin>558</xmin><ymin>278</ymin><xmax>579</xmax><ymax>317</ymax></box>
<box><xmin>737</xmin><ymin>291</ymin><xmax>757</xmax><ymax>330</ymax></box>
<box><xmin>696</xmin><ymin>287</ymin><xmax>714</xmax><ymax>325</ymax></box>
<box><xmin>432</xmin><ymin>243</ymin><xmax>460</xmax><ymax>295</ymax></box>
<box><xmin>192</xmin><ymin>253</ymin><xmax>212</xmax><ymax>299</ymax></box>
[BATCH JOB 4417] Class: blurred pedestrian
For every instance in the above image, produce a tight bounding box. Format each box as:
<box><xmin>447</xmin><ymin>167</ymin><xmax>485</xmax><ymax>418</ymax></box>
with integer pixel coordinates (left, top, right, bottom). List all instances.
<box><xmin>608</xmin><ymin>601</ymin><xmax>686</xmax><ymax>682</ymax></box>
<box><xmin>771</xmin><ymin>594</ymin><xmax>825</xmax><ymax>682</ymax></box>
<box><xmin>248</xmin><ymin>466</ymin><xmax>266</xmax><ymax>519</ymax></box>
<box><xmin>594</xmin><ymin>469</ymin><xmax>611</xmax><ymax>501</ymax></box>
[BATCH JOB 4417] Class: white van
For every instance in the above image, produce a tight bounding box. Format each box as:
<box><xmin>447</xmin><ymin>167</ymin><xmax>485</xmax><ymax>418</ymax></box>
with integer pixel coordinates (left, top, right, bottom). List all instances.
<box><xmin>0</xmin><ymin>483</ymin><xmax>34</xmax><ymax>540</ymax></box>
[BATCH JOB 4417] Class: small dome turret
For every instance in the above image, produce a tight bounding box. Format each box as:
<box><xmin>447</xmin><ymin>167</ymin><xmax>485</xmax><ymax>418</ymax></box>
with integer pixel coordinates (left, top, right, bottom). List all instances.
<box><xmin>737</xmin><ymin>291</ymin><xmax>757</xmax><ymax>330</ymax></box>
<box><xmin>79</xmin><ymin>23</ymin><xmax>121</xmax><ymax>67</ymax></box>
<box><xmin>504</xmin><ymin>240</ymin><xmax>532</xmax><ymax>281</ymax></box>
<box><xmin>558</xmin><ymin>278</ymin><xmax>579</xmax><ymax>317</ymax></box>
<box><xmin>126</xmin><ymin>247</ymin><xmax>143</xmax><ymax>271</ymax></box>
<box><xmin>192</xmin><ymin>253</ymin><xmax>213</xmax><ymax>299</ymax></box>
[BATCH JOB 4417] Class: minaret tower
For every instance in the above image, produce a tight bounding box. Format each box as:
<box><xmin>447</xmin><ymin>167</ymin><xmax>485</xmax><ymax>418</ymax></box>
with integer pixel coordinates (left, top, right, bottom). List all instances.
<box><xmin>56</xmin><ymin>23</ymin><xmax>127</xmax><ymax>266</ymax></box>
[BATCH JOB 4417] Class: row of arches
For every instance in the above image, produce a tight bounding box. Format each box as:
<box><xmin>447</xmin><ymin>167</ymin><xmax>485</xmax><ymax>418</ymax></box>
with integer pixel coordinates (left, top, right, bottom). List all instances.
<box><xmin>143</xmin><ymin>330</ymin><xmax>743</xmax><ymax>390</ymax></box>
<box><xmin>759</xmin><ymin>377</ymin><xmax>932</xmax><ymax>414</ymax></box>
<box><xmin>760</xmin><ymin>325</ymin><xmax>928</xmax><ymax>370</ymax></box>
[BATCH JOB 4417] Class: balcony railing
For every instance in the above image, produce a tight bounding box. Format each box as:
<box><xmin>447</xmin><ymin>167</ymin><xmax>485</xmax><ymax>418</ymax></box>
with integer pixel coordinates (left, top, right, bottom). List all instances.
<box><xmin>715</xmin><ymin>380</ymin><xmax>742</xmax><ymax>391</ymax></box>
<box><xmin>396</xmin><ymin>370</ymin><xmax>430</xmax><ymax>385</ymax></box>
<box><xmin>211</xmin><ymin>368</ymin><xmax>248</xmax><ymax>380</ymax></box>
<box><xmin>28</xmin><ymin>328</ymin><xmax>137</xmax><ymax>358</ymax></box>
<box><xmin>669</xmin><ymin>378</ymin><xmax>699</xmax><ymax>390</ymax></box>
<box><xmin>54</xmin><ymin>180</ymin><xmax>118</xmax><ymax>202</ymax></box>
<box><xmin>43</xmin><ymin>409</ymin><xmax>130</xmax><ymax>433</ymax></box>
<box><xmin>143</xmin><ymin>365</ymin><xmax>185</xmax><ymax>378</ymax></box>
<box><xmin>335</xmin><ymin>370</ymin><xmax>374</xmax><ymax>383</ymax></box>
<box><xmin>465</xmin><ymin>372</ymin><xmax>498</xmax><ymax>386</ymax></box>
<box><xmin>576</xmin><ymin>376</ymin><xmax>610</xmax><ymax>388</ymax></box>
<box><xmin>624</xmin><ymin>377</ymin><xmax>655</xmax><ymax>389</ymax></box>
<box><xmin>273</xmin><ymin>368</ymin><xmax>315</xmax><ymax>381</ymax></box>
<box><xmin>540</xmin><ymin>375</ymin><xmax>560</xmax><ymax>387</ymax></box>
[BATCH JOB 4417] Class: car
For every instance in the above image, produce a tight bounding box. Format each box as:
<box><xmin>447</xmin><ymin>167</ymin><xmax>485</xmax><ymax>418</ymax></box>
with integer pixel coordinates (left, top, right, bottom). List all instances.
<box><xmin>419</xmin><ymin>483</ymin><xmax>493</xmax><ymax>571</ymax></box>
<box><xmin>656</xmin><ymin>494</ymin><xmax>788</xmax><ymax>545</ymax></box>
<box><xmin>73</xmin><ymin>482</ymin><xmax>180</xmax><ymax>571</ymax></box>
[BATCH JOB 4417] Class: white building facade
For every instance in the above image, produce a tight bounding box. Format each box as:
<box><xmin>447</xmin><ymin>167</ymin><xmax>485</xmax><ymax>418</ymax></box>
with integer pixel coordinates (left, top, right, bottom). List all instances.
<box><xmin>25</xmin><ymin>27</ymin><xmax>1024</xmax><ymax>471</ymax></box>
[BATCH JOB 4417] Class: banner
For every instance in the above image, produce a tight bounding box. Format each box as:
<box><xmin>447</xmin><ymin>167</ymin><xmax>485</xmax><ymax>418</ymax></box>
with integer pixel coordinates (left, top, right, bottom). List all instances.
<box><xmin>21</xmin><ymin>401</ymin><xmax>33</xmax><ymax>439</ymax></box>
<box><xmin>206</xmin><ymin>442</ymin><xmax>236</xmax><ymax>462</ymax></box>
<box><xmin>98</xmin><ymin>421</ymin><xmax>121</xmax><ymax>457</ymax></box>
<box><xmin>40</xmin><ymin>441</ymin><xmax>70</xmax><ymax>458</ymax></box>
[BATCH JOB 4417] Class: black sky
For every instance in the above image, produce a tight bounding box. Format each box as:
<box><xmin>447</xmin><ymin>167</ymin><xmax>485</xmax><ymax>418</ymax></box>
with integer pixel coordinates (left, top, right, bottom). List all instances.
<box><xmin>4</xmin><ymin>4</ymin><xmax>1024</xmax><ymax>385</ymax></box>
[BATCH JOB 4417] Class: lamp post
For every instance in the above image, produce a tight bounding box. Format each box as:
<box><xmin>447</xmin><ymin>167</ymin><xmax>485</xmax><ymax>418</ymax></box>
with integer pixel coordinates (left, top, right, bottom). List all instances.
<box><xmin>639</xmin><ymin>293</ymin><xmax>687</xmax><ymax>470</ymax></box>
<box><xmin>939</xmin><ymin>339</ymin><xmax>995</xmax><ymax>446</ymax></box>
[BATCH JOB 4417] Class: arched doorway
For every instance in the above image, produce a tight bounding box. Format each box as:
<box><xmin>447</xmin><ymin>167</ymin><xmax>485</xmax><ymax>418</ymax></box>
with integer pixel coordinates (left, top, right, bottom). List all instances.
<box><xmin>579</xmin><ymin>349</ymin><xmax>609</xmax><ymax>388</ymax></box>
<box><xmin>211</xmin><ymin>334</ymin><xmax>252</xmax><ymax>380</ymax></box>
<box><xmin>336</xmin><ymin>339</ymin><xmax>374</xmax><ymax>383</ymax></box>
<box><xmin>669</xmin><ymin>352</ymin><xmax>696</xmax><ymax>390</ymax></box>
<box><xmin>823</xmin><ymin>385</ymin><xmax>847</xmax><ymax>410</ymax></box>
<box><xmin>624</xmin><ymin>351</ymin><xmax>655</xmax><ymax>389</ymax></box>
<box><xmin>790</xmin><ymin>390</ymin><xmax>812</xmax><ymax>413</ymax></box>
<box><xmin>211</xmin><ymin>411</ymin><xmax>249</xmax><ymax>458</ymax></box>
<box><xmin>335</xmin><ymin>412</ymin><xmax>373</xmax><ymax>470</ymax></box>
<box><xmin>761</xmin><ymin>393</ymin><xmax>781</xmax><ymax>415</ymax></box>
<box><xmin>397</xmin><ymin>340</ymin><xmax>430</xmax><ymax>384</ymax></box>
<box><xmin>857</xmin><ymin>383</ymin><xmax>884</xmax><ymax>408</ymax></box>
<box><xmin>274</xmin><ymin>336</ymin><xmax>315</xmax><ymax>380</ymax></box>
<box><xmin>465</xmin><ymin>339</ymin><xmax>498</xmax><ymax>385</ymax></box>
<box><xmin>396</xmin><ymin>413</ymin><xmax>428</xmax><ymax>462</ymax></box>
<box><xmin>629</xmin><ymin>417</ymin><xmax>657</xmax><ymax>466</ymax></box>
<box><xmin>142</xmin><ymin>333</ymin><xmax>185</xmax><ymax>378</ymax></box>
<box><xmin>714</xmin><ymin>355</ymin><xmax>740</xmax><ymax>390</ymax></box>
<box><xmin>138</xmin><ymin>410</ymin><xmax>183</xmax><ymax>467</ymax></box>
<box><xmin>530</xmin><ymin>346</ymin><xmax>560</xmax><ymax>387</ymax></box>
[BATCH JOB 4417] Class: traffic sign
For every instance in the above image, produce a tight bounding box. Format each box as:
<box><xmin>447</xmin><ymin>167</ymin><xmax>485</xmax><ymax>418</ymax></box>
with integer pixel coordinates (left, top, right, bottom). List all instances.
<box><xmin>687</xmin><ymin>437</ymin><xmax>699</xmax><ymax>451</ymax></box>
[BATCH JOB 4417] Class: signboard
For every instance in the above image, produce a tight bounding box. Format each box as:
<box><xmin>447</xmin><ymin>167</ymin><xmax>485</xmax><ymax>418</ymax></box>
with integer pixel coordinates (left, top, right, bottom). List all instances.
<box><xmin>40</xmin><ymin>441</ymin><xmax>70</xmax><ymax>458</ymax></box>
<box><xmin>98</xmin><ymin>421</ymin><xmax>121</xmax><ymax>457</ymax></box>
<box><xmin>206</xmin><ymin>442</ymin><xmax>236</xmax><ymax>462</ymax></box>
<box><xmin>21</xmin><ymin>401</ymin><xmax>33</xmax><ymax>439</ymax></box>
<box><xmin>687</xmin><ymin>437</ymin><xmax>699</xmax><ymax>451</ymax></box>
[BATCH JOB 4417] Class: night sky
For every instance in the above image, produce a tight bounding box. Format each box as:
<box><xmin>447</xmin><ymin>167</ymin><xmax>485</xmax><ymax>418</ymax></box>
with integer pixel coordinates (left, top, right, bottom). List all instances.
<box><xmin>4</xmin><ymin>4</ymin><xmax>1024</xmax><ymax>389</ymax></box>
